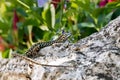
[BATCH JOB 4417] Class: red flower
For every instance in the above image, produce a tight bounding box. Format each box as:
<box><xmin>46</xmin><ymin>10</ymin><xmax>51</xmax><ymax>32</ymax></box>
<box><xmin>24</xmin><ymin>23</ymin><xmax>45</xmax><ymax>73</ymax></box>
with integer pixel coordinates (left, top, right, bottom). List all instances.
<box><xmin>13</xmin><ymin>9</ymin><xmax>19</xmax><ymax>31</ymax></box>
<box><xmin>99</xmin><ymin>0</ymin><xmax>108</xmax><ymax>7</ymax></box>
<box><xmin>99</xmin><ymin>0</ymin><xmax>116</xmax><ymax>7</ymax></box>
<box><xmin>0</xmin><ymin>36</ymin><xmax>5</xmax><ymax>51</ymax></box>
<box><xmin>0</xmin><ymin>36</ymin><xmax>15</xmax><ymax>52</ymax></box>
<box><xmin>0</xmin><ymin>36</ymin><xmax>7</xmax><ymax>52</ymax></box>
<box><xmin>51</xmin><ymin>0</ymin><xmax>61</xmax><ymax>8</ymax></box>
<box><xmin>12</xmin><ymin>9</ymin><xmax>19</xmax><ymax>46</ymax></box>
<box><xmin>108</xmin><ymin>0</ymin><xmax>116</xmax><ymax>2</ymax></box>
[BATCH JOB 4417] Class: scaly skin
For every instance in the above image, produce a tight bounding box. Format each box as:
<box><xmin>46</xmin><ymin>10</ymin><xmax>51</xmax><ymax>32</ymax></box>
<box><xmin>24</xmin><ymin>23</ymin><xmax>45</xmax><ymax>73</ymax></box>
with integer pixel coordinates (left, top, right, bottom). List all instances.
<box><xmin>12</xmin><ymin>32</ymin><xmax>75</xmax><ymax>67</ymax></box>
<box><xmin>25</xmin><ymin>32</ymin><xmax>71</xmax><ymax>58</ymax></box>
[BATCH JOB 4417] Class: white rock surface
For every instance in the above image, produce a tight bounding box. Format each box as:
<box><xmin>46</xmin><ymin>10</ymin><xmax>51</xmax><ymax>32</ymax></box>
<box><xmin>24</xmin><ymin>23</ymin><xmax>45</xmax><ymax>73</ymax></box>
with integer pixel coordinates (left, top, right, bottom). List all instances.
<box><xmin>0</xmin><ymin>16</ymin><xmax>120</xmax><ymax>80</ymax></box>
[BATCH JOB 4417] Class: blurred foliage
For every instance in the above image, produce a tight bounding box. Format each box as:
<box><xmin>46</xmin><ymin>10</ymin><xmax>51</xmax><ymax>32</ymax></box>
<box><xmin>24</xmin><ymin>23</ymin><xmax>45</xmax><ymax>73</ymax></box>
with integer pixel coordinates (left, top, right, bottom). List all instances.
<box><xmin>0</xmin><ymin>0</ymin><xmax>120</xmax><ymax>58</ymax></box>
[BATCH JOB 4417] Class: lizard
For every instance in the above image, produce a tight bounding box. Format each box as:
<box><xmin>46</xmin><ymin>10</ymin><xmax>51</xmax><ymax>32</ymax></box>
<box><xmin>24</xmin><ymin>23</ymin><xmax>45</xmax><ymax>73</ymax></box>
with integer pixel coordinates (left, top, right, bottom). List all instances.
<box><xmin>12</xmin><ymin>32</ymin><xmax>76</xmax><ymax>68</ymax></box>
<box><xmin>25</xmin><ymin>32</ymin><xmax>71</xmax><ymax>58</ymax></box>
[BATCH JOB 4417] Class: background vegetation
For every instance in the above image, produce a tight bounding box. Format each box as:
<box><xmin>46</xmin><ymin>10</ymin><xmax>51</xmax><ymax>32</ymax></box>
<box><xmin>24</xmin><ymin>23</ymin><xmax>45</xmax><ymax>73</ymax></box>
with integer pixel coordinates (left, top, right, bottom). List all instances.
<box><xmin>0</xmin><ymin>0</ymin><xmax>120</xmax><ymax>58</ymax></box>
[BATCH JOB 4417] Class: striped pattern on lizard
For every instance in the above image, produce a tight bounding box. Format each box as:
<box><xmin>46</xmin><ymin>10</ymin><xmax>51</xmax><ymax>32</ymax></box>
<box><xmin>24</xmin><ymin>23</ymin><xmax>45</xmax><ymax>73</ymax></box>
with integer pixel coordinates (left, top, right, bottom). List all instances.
<box><xmin>12</xmin><ymin>32</ymin><xmax>77</xmax><ymax>68</ymax></box>
<box><xmin>25</xmin><ymin>32</ymin><xmax>71</xmax><ymax>58</ymax></box>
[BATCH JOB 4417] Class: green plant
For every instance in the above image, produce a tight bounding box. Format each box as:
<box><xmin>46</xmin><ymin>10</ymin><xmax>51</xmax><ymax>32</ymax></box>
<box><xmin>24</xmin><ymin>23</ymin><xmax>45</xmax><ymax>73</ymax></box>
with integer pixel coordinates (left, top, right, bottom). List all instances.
<box><xmin>0</xmin><ymin>0</ymin><xmax>120</xmax><ymax>58</ymax></box>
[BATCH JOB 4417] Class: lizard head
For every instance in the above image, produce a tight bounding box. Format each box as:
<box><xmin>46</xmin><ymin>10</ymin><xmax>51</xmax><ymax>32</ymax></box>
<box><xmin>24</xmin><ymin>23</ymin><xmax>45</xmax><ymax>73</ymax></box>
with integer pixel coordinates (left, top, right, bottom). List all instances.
<box><xmin>55</xmin><ymin>32</ymin><xmax>71</xmax><ymax>43</ymax></box>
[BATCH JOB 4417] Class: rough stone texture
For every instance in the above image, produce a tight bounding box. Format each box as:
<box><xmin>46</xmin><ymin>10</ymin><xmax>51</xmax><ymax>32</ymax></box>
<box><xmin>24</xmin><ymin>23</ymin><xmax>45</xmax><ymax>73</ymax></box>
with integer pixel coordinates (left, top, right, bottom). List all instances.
<box><xmin>0</xmin><ymin>16</ymin><xmax>120</xmax><ymax>80</ymax></box>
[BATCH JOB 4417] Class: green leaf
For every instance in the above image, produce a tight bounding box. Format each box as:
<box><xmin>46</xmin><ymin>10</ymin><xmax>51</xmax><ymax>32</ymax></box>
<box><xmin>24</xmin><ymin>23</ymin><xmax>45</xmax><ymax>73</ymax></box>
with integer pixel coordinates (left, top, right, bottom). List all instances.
<box><xmin>78</xmin><ymin>22</ymin><xmax>95</xmax><ymax>28</ymax></box>
<box><xmin>0</xmin><ymin>20</ymin><xmax>10</xmax><ymax>35</ymax></box>
<box><xmin>92</xmin><ymin>8</ymin><xmax>105</xmax><ymax>18</ymax></box>
<box><xmin>2</xmin><ymin>49</ymin><xmax>10</xmax><ymax>58</ymax></box>
<box><xmin>106</xmin><ymin>1</ymin><xmax>120</xmax><ymax>7</ymax></box>
<box><xmin>74</xmin><ymin>0</ymin><xmax>91</xmax><ymax>13</ymax></box>
<box><xmin>17</xmin><ymin>8</ymin><xmax>28</xmax><ymax>17</ymax></box>
<box><xmin>71</xmin><ymin>2</ymin><xmax>78</xmax><ymax>9</ymax></box>
<box><xmin>16</xmin><ymin>0</ymin><xmax>30</xmax><ymax>9</ymax></box>
<box><xmin>50</xmin><ymin>4</ymin><xmax>55</xmax><ymax>29</ymax></box>
<box><xmin>40</xmin><ymin>25</ymin><xmax>49</xmax><ymax>31</ymax></box>
<box><xmin>79</xmin><ymin>27</ymin><xmax>97</xmax><ymax>38</ymax></box>
<box><xmin>111</xmin><ymin>8</ymin><xmax>120</xmax><ymax>20</ymax></box>
<box><xmin>42</xmin><ymin>4</ymin><xmax>55</xmax><ymax>30</ymax></box>
<box><xmin>27</xmin><ymin>25</ymin><xmax>33</xmax><ymax>44</ymax></box>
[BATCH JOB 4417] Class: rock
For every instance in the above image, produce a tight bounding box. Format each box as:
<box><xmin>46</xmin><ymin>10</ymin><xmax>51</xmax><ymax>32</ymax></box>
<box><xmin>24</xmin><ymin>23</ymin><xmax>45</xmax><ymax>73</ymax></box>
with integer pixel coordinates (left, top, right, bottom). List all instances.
<box><xmin>0</xmin><ymin>16</ymin><xmax>120</xmax><ymax>80</ymax></box>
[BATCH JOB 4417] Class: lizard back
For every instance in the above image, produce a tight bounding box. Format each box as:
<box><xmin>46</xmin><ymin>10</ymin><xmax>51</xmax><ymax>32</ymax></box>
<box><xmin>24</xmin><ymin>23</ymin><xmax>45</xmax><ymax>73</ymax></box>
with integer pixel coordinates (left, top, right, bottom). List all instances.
<box><xmin>25</xmin><ymin>32</ymin><xmax>71</xmax><ymax>58</ymax></box>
